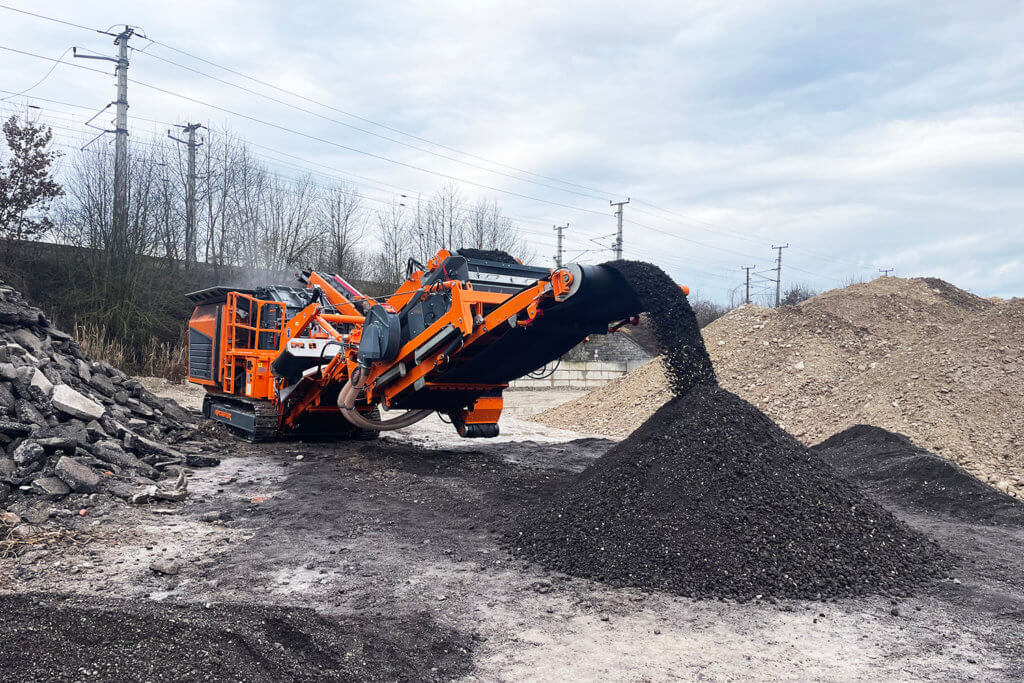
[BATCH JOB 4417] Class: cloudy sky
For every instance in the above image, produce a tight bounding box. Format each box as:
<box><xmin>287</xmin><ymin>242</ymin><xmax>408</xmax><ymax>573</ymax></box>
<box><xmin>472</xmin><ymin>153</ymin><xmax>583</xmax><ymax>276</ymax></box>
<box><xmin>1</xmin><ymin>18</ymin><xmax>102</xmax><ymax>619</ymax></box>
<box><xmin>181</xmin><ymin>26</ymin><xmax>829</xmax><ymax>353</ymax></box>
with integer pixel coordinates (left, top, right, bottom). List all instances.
<box><xmin>1</xmin><ymin>1</ymin><xmax>1022</xmax><ymax>301</ymax></box>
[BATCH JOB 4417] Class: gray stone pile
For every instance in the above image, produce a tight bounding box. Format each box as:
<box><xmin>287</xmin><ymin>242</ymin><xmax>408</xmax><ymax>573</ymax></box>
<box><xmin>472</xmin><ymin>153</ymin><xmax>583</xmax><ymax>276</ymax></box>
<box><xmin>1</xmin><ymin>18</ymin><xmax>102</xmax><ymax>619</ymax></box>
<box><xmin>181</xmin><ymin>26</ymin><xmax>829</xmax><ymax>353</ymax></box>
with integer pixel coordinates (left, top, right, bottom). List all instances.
<box><xmin>0</xmin><ymin>281</ymin><xmax>215</xmax><ymax>511</ymax></box>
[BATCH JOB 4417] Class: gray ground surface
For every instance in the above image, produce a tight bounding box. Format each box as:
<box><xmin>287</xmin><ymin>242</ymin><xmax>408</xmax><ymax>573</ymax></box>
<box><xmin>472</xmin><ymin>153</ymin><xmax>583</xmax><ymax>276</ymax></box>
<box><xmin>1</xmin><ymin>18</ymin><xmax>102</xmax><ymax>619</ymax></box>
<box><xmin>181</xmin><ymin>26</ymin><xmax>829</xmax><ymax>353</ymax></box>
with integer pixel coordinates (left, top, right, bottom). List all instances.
<box><xmin>2</xmin><ymin>391</ymin><xmax>1022</xmax><ymax>681</ymax></box>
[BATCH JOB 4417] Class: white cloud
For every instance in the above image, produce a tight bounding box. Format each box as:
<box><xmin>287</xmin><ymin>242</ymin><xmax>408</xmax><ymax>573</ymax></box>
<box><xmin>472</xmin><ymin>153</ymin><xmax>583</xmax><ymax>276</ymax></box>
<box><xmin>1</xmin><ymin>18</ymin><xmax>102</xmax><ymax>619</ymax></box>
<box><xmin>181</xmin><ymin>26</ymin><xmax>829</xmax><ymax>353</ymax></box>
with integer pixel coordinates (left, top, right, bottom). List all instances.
<box><xmin>1</xmin><ymin>0</ymin><xmax>1022</xmax><ymax>300</ymax></box>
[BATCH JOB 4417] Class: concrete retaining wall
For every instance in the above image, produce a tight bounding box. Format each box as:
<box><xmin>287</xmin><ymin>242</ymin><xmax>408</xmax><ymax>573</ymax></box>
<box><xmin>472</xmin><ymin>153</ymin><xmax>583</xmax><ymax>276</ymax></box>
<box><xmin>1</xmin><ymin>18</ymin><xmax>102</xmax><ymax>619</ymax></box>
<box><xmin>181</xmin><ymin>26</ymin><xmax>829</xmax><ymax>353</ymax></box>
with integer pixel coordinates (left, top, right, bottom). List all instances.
<box><xmin>510</xmin><ymin>359</ymin><xmax>648</xmax><ymax>390</ymax></box>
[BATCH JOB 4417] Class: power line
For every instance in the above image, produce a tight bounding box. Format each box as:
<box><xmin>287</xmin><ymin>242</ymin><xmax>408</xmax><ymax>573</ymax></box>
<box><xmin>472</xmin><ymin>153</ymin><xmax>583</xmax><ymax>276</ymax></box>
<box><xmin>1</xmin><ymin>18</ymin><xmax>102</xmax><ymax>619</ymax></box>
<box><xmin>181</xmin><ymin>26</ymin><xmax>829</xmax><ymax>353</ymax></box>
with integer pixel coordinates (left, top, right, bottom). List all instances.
<box><xmin>0</xmin><ymin>5</ymin><xmax>620</xmax><ymax>199</ymax></box>
<box><xmin>0</xmin><ymin>46</ymin><xmax>73</xmax><ymax>103</ymax></box>
<box><xmin>0</xmin><ymin>3</ymin><xmax>109</xmax><ymax>35</ymax></box>
<box><xmin>130</xmin><ymin>48</ymin><xmax>611</xmax><ymax>201</ymax></box>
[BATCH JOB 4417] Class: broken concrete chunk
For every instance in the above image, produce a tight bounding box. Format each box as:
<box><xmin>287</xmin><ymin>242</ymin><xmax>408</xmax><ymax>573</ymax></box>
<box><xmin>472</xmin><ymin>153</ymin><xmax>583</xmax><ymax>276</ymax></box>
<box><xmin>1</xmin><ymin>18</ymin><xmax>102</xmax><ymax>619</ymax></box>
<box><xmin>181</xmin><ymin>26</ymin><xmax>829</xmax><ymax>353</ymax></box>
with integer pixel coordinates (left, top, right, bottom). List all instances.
<box><xmin>84</xmin><ymin>420</ymin><xmax>106</xmax><ymax>442</ymax></box>
<box><xmin>75</xmin><ymin>359</ymin><xmax>92</xmax><ymax>383</ymax></box>
<box><xmin>12</xmin><ymin>440</ymin><xmax>45</xmax><ymax>465</ymax></box>
<box><xmin>35</xmin><ymin>436</ymin><xmax>77</xmax><ymax>454</ymax></box>
<box><xmin>51</xmin><ymin>384</ymin><xmax>105</xmax><ymax>420</ymax></box>
<box><xmin>100</xmin><ymin>478</ymin><xmax>133</xmax><ymax>500</ymax></box>
<box><xmin>14</xmin><ymin>399</ymin><xmax>46</xmax><ymax>425</ymax></box>
<box><xmin>0</xmin><ymin>363</ymin><xmax>16</xmax><ymax>381</ymax></box>
<box><xmin>30</xmin><ymin>475</ymin><xmax>71</xmax><ymax>499</ymax></box>
<box><xmin>0</xmin><ymin>419</ymin><xmax>32</xmax><ymax>437</ymax></box>
<box><xmin>54</xmin><ymin>455</ymin><xmax>101</xmax><ymax>493</ymax></box>
<box><xmin>88</xmin><ymin>372</ymin><xmax>117</xmax><ymax>397</ymax></box>
<box><xmin>92</xmin><ymin>440</ymin><xmax>157</xmax><ymax>478</ymax></box>
<box><xmin>185</xmin><ymin>454</ymin><xmax>220</xmax><ymax>468</ymax></box>
<box><xmin>124</xmin><ymin>432</ymin><xmax>183</xmax><ymax>460</ymax></box>
<box><xmin>30</xmin><ymin>368</ymin><xmax>53</xmax><ymax>397</ymax></box>
<box><xmin>10</xmin><ymin>328</ymin><xmax>43</xmax><ymax>355</ymax></box>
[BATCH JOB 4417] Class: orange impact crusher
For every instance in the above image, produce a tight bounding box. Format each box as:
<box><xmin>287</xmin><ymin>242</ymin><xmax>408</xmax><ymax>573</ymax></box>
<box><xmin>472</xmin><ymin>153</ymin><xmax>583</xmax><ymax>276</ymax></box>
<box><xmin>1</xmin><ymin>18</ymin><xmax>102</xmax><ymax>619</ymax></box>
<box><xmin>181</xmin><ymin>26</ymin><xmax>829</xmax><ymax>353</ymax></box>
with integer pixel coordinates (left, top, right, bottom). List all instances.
<box><xmin>186</xmin><ymin>249</ymin><xmax>644</xmax><ymax>440</ymax></box>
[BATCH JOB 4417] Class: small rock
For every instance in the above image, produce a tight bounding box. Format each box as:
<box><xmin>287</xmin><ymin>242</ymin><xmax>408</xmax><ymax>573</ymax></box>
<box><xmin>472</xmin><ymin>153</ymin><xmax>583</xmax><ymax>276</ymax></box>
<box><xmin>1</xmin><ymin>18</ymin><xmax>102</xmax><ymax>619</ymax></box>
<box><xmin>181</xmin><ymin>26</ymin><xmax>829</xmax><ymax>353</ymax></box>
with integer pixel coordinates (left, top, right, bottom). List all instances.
<box><xmin>30</xmin><ymin>476</ymin><xmax>72</xmax><ymax>499</ymax></box>
<box><xmin>149</xmin><ymin>558</ymin><xmax>181</xmax><ymax>575</ymax></box>
<box><xmin>12</xmin><ymin>441</ymin><xmax>45</xmax><ymax>466</ymax></box>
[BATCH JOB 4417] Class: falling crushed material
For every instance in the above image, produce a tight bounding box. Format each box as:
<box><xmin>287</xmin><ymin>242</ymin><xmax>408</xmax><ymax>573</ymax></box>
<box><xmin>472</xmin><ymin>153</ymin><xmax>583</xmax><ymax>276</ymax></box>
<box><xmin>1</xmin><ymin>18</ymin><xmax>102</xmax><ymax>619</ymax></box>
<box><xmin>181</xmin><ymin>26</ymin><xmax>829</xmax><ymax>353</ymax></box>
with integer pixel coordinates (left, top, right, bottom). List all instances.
<box><xmin>509</xmin><ymin>262</ymin><xmax>948</xmax><ymax>600</ymax></box>
<box><xmin>535</xmin><ymin>277</ymin><xmax>1024</xmax><ymax>500</ymax></box>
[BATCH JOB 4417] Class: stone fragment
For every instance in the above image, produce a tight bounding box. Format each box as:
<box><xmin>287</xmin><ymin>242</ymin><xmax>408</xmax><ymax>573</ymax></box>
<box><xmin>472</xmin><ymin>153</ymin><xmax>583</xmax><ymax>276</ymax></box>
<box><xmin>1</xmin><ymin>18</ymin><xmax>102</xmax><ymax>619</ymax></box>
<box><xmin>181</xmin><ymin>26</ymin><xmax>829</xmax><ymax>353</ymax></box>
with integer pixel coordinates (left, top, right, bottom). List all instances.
<box><xmin>12</xmin><ymin>440</ymin><xmax>45</xmax><ymax>465</ymax></box>
<box><xmin>0</xmin><ymin>363</ymin><xmax>17</xmax><ymax>380</ymax></box>
<box><xmin>30</xmin><ymin>368</ymin><xmax>53</xmax><ymax>397</ymax></box>
<box><xmin>75</xmin><ymin>359</ymin><xmax>92</xmax><ymax>383</ymax></box>
<box><xmin>51</xmin><ymin>384</ymin><xmax>105</xmax><ymax>420</ymax></box>
<box><xmin>14</xmin><ymin>399</ymin><xmax>45</xmax><ymax>425</ymax></box>
<box><xmin>0</xmin><ymin>419</ymin><xmax>32</xmax><ymax>437</ymax></box>
<box><xmin>92</xmin><ymin>440</ymin><xmax>156</xmax><ymax>478</ymax></box>
<box><xmin>185</xmin><ymin>454</ymin><xmax>220</xmax><ymax>468</ymax></box>
<box><xmin>10</xmin><ymin>328</ymin><xmax>43</xmax><ymax>355</ymax></box>
<box><xmin>149</xmin><ymin>558</ymin><xmax>181</xmax><ymax>575</ymax></box>
<box><xmin>30</xmin><ymin>475</ymin><xmax>71</xmax><ymax>499</ymax></box>
<box><xmin>124</xmin><ymin>432</ymin><xmax>183</xmax><ymax>460</ymax></box>
<box><xmin>88</xmin><ymin>372</ymin><xmax>117</xmax><ymax>397</ymax></box>
<box><xmin>54</xmin><ymin>455</ymin><xmax>101</xmax><ymax>493</ymax></box>
<box><xmin>35</xmin><ymin>436</ymin><xmax>77</xmax><ymax>454</ymax></box>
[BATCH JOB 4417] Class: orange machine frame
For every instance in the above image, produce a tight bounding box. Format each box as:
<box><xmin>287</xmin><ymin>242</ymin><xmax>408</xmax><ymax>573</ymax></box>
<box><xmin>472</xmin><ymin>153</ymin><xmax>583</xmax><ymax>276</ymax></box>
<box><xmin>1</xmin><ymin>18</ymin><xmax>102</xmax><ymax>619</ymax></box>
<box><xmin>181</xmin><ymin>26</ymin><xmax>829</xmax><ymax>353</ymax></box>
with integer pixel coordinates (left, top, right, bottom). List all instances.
<box><xmin>193</xmin><ymin>249</ymin><xmax>587</xmax><ymax>434</ymax></box>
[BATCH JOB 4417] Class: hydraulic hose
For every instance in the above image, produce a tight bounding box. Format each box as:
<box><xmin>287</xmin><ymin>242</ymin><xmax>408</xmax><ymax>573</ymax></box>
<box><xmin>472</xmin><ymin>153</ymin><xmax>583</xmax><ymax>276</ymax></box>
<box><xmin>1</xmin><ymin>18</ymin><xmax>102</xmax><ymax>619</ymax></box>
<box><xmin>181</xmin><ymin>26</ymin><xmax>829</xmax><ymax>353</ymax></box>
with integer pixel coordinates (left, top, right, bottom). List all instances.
<box><xmin>337</xmin><ymin>365</ymin><xmax>432</xmax><ymax>431</ymax></box>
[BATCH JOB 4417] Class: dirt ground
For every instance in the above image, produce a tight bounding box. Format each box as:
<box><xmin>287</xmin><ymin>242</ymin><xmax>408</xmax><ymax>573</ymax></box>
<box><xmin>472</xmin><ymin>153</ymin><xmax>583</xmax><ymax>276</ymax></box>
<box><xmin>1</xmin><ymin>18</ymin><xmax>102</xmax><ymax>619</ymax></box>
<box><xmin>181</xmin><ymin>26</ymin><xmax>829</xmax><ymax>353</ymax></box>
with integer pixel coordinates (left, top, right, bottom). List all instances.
<box><xmin>2</xmin><ymin>390</ymin><xmax>1023</xmax><ymax>681</ymax></box>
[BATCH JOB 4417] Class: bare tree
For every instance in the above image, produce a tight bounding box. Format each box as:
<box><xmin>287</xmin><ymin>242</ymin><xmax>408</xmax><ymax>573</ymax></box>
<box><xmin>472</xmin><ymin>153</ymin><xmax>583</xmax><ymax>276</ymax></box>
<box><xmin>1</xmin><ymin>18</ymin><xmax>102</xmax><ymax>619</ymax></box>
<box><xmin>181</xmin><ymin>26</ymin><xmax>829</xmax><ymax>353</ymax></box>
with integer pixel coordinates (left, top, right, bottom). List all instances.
<box><xmin>315</xmin><ymin>182</ymin><xmax>364</xmax><ymax>277</ymax></box>
<box><xmin>372</xmin><ymin>200</ymin><xmax>410</xmax><ymax>287</ymax></box>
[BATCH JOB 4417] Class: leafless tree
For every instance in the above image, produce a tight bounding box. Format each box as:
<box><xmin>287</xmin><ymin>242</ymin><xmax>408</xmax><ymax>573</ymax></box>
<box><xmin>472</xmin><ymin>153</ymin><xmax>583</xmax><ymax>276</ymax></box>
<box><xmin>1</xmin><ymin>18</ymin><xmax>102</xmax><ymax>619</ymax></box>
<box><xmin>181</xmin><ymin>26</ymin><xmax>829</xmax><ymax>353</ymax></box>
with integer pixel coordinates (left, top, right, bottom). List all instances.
<box><xmin>372</xmin><ymin>200</ymin><xmax>410</xmax><ymax>287</ymax></box>
<box><xmin>314</xmin><ymin>182</ymin><xmax>365</xmax><ymax>278</ymax></box>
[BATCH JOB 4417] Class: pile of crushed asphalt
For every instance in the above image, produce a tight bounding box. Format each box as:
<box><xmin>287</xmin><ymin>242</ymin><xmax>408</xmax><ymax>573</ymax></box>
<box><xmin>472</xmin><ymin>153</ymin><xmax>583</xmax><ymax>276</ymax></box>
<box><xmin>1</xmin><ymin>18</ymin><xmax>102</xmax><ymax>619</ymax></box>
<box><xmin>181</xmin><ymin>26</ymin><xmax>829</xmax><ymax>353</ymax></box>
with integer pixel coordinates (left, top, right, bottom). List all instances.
<box><xmin>816</xmin><ymin>425</ymin><xmax>1024</xmax><ymax>526</ymax></box>
<box><xmin>0</xmin><ymin>593</ymin><xmax>472</xmax><ymax>682</ymax></box>
<box><xmin>0</xmin><ymin>279</ymin><xmax>220</xmax><ymax>527</ymax></box>
<box><xmin>508</xmin><ymin>261</ymin><xmax>949</xmax><ymax>600</ymax></box>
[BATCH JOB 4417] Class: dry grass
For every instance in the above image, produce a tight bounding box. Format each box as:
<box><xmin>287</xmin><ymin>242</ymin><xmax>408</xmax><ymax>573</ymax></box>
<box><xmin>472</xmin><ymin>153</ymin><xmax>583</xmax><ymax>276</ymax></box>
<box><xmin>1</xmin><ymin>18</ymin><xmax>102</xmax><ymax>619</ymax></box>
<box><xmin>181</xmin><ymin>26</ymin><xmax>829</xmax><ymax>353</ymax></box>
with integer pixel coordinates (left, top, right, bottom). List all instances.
<box><xmin>74</xmin><ymin>322</ymin><xmax>188</xmax><ymax>381</ymax></box>
<box><xmin>0</xmin><ymin>524</ymin><xmax>92</xmax><ymax>559</ymax></box>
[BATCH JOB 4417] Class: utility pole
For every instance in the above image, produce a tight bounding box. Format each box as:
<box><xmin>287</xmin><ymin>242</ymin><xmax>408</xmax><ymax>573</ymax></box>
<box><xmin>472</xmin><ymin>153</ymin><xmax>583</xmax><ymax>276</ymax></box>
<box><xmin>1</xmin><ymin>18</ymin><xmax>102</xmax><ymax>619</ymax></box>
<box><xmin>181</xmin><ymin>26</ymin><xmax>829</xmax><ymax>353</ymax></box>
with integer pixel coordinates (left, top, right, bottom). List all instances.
<box><xmin>771</xmin><ymin>244</ymin><xmax>789</xmax><ymax>307</ymax></box>
<box><xmin>553</xmin><ymin>223</ymin><xmax>569</xmax><ymax>268</ymax></box>
<box><xmin>741</xmin><ymin>266</ymin><xmax>755</xmax><ymax>305</ymax></box>
<box><xmin>169</xmin><ymin>123</ymin><xmax>205</xmax><ymax>267</ymax></box>
<box><xmin>610</xmin><ymin>198</ymin><xmax>630</xmax><ymax>260</ymax></box>
<box><xmin>74</xmin><ymin>26</ymin><xmax>134</xmax><ymax>268</ymax></box>
<box><xmin>879</xmin><ymin>267</ymin><xmax>894</xmax><ymax>277</ymax></box>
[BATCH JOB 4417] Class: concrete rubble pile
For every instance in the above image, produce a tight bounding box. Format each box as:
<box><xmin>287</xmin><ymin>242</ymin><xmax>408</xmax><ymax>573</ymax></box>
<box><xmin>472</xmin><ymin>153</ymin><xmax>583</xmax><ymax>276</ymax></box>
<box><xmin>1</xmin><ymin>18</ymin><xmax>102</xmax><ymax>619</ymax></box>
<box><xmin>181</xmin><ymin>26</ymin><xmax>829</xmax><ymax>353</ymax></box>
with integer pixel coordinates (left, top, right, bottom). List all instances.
<box><xmin>0</xmin><ymin>280</ymin><xmax>216</xmax><ymax>515</ymax></box>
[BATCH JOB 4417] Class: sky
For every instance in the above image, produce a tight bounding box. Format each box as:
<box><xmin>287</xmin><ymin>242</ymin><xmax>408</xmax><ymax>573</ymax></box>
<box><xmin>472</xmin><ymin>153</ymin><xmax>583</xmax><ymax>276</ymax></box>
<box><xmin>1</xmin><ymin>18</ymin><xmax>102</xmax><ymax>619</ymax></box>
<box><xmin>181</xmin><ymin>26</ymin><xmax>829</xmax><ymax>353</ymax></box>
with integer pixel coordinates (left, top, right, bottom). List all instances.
<box><xmin>0</xmin><ymin>0</ymin><xmax>1022</xmax><ymax>302</ymax></box>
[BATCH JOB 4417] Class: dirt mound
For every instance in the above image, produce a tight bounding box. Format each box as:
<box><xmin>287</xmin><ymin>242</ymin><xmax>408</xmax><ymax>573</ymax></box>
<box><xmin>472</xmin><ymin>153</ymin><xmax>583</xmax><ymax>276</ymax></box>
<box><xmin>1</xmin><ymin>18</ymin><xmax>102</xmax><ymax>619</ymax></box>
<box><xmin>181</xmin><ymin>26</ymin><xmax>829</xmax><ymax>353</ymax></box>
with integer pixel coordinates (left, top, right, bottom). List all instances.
<box><xmin>816</xmin><ymin>426</ymin><xmax>1024</xmax><ymax>526</ymax></box>
<box><xmin>0</xmin><ymin>592</ymin><xmax>472</xmax><ymax>682</ymax></box>
<box><xmin>510</xmin><ymin>264</ymin><xmax>947</xmax><ymax>600</ymax></box>
<box><xmin>536</xmin><ymin>277</ymin><xmax>1024</xmax><ymax>499</ymax></box>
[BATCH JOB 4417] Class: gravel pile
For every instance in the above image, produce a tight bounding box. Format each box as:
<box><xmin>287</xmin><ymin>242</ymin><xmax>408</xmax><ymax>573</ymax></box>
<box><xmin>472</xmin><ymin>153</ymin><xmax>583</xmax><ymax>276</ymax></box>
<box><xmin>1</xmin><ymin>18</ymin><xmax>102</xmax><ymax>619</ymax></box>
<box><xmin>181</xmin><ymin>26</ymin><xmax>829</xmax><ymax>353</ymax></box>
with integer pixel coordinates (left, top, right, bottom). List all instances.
<box><xmin>0</xmin><ymin>280</ymin><xmax>215</xmax><ymax>518</ymax></box>
<box><xmin>536</xmin><ymin>277</ymin><xmax>1024</xmax><ymax>500</ymax></box>
<box><xmin>0</xmin><ymin>592</ymin><xmax>472</xmax><ymax>682</ymax></box>
<box><xmin>510</xmin><ymin>263</ymin><xmax>948</xmax><ymax>600</ymax></box>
